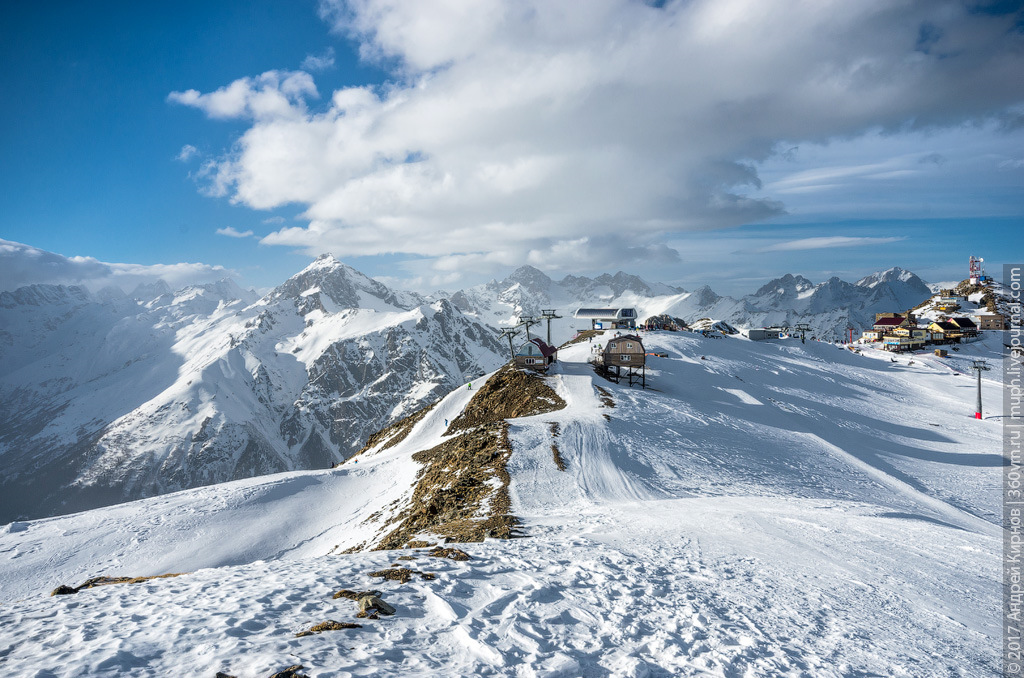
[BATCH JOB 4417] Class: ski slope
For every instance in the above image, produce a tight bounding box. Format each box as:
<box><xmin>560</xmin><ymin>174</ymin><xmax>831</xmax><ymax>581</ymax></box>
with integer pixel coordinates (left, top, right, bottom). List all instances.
<box><xmin>0</xmin><ymin>331</ymin><xmax>1005</xmax><ymax>676</ymax></box>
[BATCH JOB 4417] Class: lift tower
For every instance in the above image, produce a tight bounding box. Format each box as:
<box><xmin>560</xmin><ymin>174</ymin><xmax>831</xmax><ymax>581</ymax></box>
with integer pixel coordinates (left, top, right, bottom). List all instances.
<box><xmin>970</xmin><ymin>359</ymin><xmax>990</xmax><ymax>419</ymax></box>
<box><xmin>540</xmin><ymin>309</ymin><xmax>562</xmax><ymax>345</ymax></box>
<box><xmin>517</xmin><ymin>316</ymin><xmax>541</xmax><ymax>342</ymax></box>
<box><xmin>499</xmin><ymin>328</ymin><xmax>519</xmax><ymax>360</ymax></box>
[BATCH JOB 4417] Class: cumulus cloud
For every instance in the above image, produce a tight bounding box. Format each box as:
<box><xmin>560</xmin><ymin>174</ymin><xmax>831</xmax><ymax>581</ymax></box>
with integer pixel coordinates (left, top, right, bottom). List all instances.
<box><xmin>168</xmin><ymin>70</ymin><xmax>318</xmax><ymax>121</ymax></box>
<box><xmin>302</xmin><ymin>47</ymin><xmax>336</xmax><ymax>71</ymax></box>
<box><xmin>216</xmin><ymin>226</ymin><xmax>255</xmax><ymax>238</ymax></box>
<box><xmin>176</xmin><ymin>144</ymin><xmax>199</xmax><ymax>162</ymax></box>
<box><xmin>0</xmin><ymin>239</ymin><xmax>236</xmax><ymax>294</ymax></box>
<box><xmin>172</xmin><ymin>0</ymin><xmax>1024</xmax><ymax>276</ymax></box>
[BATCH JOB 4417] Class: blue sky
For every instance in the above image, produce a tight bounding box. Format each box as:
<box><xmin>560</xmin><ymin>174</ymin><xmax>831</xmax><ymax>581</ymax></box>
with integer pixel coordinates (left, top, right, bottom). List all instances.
<box><xmin>2</xmin><ymin>1</ymin><xmax>1022</xmax><ymax>296</ymax></box>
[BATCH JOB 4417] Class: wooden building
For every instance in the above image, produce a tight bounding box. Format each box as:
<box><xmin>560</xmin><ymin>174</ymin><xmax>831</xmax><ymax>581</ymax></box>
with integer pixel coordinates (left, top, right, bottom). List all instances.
<box><xmin>514</xmin><ymin>338</ymin><xmax>557</xmax><ymax>370</ymax></box>
<box><xmin>949</xmin><ymin>317</ymin><xmax>979</xmax><ymax>337</ymax></box>
<box><xmin>978</xmin><ymin>314</ymin><xmax>1007</xmax><ymax>331</ymax></box>
<box><xmin>599</xmin><ymin>334</ymin><xmax>646</xmax><ymax>387</ymax></box>
<box><xmin>928</xmin><ymin>320</ymin><xmax>962</xmax><ymax>343</ymax></box>
<box><xmin>872</xmin><ymin>316</ymin><xmax>911</xmax><ymax>333</ymax></box>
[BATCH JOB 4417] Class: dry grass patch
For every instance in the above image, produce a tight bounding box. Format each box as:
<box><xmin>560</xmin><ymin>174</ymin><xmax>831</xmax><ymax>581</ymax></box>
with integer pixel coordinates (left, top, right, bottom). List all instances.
<box><xmin>349</xmin><ymin>363</ymin><xmax>566</xmax><ymax>551</ymax></box>
<box><xmin>406</xmin><ymin>540</ymin><xmax>434</xmax><ymax>548</ymax></box>
<box><xmin>295</xmin><ymin>620</ymin><xmax>362</xmax><ymax>637</ymax></box>
<box><xmin>446</xmin><ymin>364</ymin><xmax>566</xmax><ymax>434</ymax></box>
<box><xmin>51</xmin><ymin>572</ymin><xmax>187</xmax><ymax>596</ymax></box>
<box><xmin>427</xmin><ymin>546</ymin><xmax>472</xmax><ymax>561</ymax></box>
<box><xmin>560</xmin><ymin>329</ymin><xmax>603</xmax><ymax>347</ymax></box>
<box><xmin>548</xmin><ymin>421</ymin><xmax>566</xmax><ymax>472</ymax></box>
<box><xmin>372</xmin><ymin>422</ymin><xmax>517</xmax><ymax>548</ymax></box>
<box><xmin>595</xmin><ymin>385</ymin><xmax>615</xmax><ymax>408</ymax></box>
<box><xmin>344</xmin><ymin>400</ymin><xmax>438</xmax><ymax>463</ymax></box>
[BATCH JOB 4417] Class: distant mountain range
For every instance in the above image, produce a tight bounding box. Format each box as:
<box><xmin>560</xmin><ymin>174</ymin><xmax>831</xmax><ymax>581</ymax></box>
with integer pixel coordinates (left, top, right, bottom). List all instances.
<box><xmin>0</xmin><ymin>256</ymin><xmax>942</xmax><ymax>521</ymax></box>
<box><xmin>0</xmin><ymin>256</ymin><xmax>504</xmax><ymax>522</ymax></box>
<box><xmin>448</xmin><ymin>265</ymin><xmax>933</xmax><ymax>341</ymax></box>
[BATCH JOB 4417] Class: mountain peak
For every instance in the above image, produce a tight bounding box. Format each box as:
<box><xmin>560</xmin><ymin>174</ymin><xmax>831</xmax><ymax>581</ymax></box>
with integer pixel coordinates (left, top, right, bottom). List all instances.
<box><xmin>753</xmin><ymin>274</ymin><xmax>815</xmax><ymax>298</ymax></box>
<box><xmin>855</xmin><ymin>267</ymin><xmax>921</xmax><ymax>288</ymax></box>
<box><xmin>502</xmin><ymin>266</ymin><xmax>554</xmax><ymax>294</ymax></box>
<box><xmin>272</xmin><ymin>256</ymin><xmax>419</xmax><ymax>311</ymax></box>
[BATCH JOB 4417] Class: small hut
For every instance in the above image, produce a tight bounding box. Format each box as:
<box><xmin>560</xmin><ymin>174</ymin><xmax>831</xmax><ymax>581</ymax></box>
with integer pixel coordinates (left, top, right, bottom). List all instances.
<box><xmin>601</xmin><ymin>334</ymin><xmax>646</xmax><ymax>387</ymax></box>
<box><xmin>514</xmin><ymin>338</ymin><xmax>557</xmax><ymax>371</ymax></box>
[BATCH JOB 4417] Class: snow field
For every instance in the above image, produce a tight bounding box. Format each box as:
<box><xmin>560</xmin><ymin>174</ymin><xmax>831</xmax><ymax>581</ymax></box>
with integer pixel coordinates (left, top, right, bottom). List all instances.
<box><xmin>0</xmin><ymin>329</ymin><xmax>1007</xmax><ymax>676</ymax></box>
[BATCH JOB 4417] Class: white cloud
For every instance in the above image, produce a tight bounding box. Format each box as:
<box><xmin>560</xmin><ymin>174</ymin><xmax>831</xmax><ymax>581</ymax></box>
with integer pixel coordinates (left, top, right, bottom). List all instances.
<box><xmin>168</xmin><ymin>70</ymin><xmax>318</xmax><ymax>121</ymax></box>
<box><xmin>0</xmin><ymin>239</ymin><xmax>235</xmax><ymax>294</ymax></box>
<box><xmin>176</xmin><ymin>144</ymin><xmax>199</xmax><ymax>162</ymax></box>
<box><xmin>216</xmin><ymin>226</ymin><xmax>255</xmax><ymax>238</ymax></box>
<box><xmin>302</xmin><ymin>47</ymin><xmax>336</xmax><ymax>71</ymax></box>
<box><xmin>173</xmin><ymin>0</ymin><xmax>1024</xmax><ymax>276</ymax></box>
<box><xmin>757</xmin><ymin>236</ymin><xmax>907</xmax><ymax>252</ymax></box>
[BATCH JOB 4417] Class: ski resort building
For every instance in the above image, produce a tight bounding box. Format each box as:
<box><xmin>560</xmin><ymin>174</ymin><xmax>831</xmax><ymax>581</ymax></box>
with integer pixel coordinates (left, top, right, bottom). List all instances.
<box><xmin>514</xmin><ymin>338</ymin><xmax>557</xmax><ymax>371</ymax></box>
<box><xmin>949</xmin><ymin>317</ymin><xmax>979</xmax><ymax>338</ymax></box>
<box><xmin>872</xmin><ymin>316</ymin><xmax>912</xmax><ymax>333</ymax></box>
<box><xmin>883</xmin><ymin>326</ymin><xmax>929</xmax><ymax>352</ymax></box>
<box><xmin>978</xmin><ymin>314</ymin><xmax>1007</xmax><ymax>331</ymax></box>
<box><xmin>597</xmin><ymin>334</ymin><xmax>646</xmax><ymax>387</ymax></box>
<box><xmin>935</xmin><ymin>295</ymin><xmax>964</xmax><ymax>312</ymax></box>
<box><xmin>883</xmin><ymin>335</ymin><xmax>926</xmax><ymax>352</ymax></box>
<box><xmin>747</xmin><ymin>328</ymin><xmax>782</xmax><ymax>341</ymax></box>
<box><xmin>928</xmin><ymin>320</ymin><xmax>962</xmax><ymax>343</ymax></box>
<box><xmin>574</xmin><ymin>307</ymin><xmax>637</xmax><ymax>330</ymax></box>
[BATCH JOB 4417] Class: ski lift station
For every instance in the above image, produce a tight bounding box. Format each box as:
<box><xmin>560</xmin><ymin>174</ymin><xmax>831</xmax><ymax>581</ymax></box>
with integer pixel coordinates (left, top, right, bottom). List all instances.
<box><xmin>574</xmin><ymin>307</ymin><xmax>637</xmax><ymax>330</ymax></box>
<box><xmin>746</xmin><ymin>328</ymin><xmax>783</xmax><ymax>341</ymax></box>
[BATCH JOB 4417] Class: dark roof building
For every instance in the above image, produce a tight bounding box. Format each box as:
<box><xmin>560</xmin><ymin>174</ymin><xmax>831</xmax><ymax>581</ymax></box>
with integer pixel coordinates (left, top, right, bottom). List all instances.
<box><xmin>514</xmin><ymin>338</ymin><xmax>557</xmax><ymax>370</ymax></box>
<box><xmin>873</xmin><ymin>316</ymin><xmax>909</xmax><ymax>330</ymax></box>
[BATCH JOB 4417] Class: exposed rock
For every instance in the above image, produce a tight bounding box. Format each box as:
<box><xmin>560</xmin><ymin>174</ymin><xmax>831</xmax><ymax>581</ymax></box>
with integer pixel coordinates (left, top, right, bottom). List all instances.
<box><xmin>332</xmin><ymin>588</ymin><xmax>381</xmax><ymax>601</ymax></box>
<box><xmin>368</xmin><ymin>567</ymin><xmax>436</xmax><ymax>583</ymax></box>
<box><xmin>268</xmin><ymin>666</ymin><xmax>309</xmax><ymax>678</ymax></box>
<box><xmin>359</xmin><ymin>595</ymin><xmax>396</xmax><ymax>616</ymax></box>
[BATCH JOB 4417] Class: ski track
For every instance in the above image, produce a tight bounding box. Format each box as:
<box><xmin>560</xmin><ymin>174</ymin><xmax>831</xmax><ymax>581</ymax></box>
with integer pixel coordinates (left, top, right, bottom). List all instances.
<box><xmin>0</xmin><ymin>330</ymin><xmax>1006</xmax><ymax>676</ymax></box>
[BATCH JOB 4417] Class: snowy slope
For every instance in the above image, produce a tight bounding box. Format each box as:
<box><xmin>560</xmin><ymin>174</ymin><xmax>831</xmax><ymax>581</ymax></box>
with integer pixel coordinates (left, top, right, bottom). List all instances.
<box><xmin>0</xmin><ymin>256</ymin><xmax>505</xmax><ymax>522</ymax></box>
<box><xmin>0</xmin><ymin>329</ymin><xmax>1004</xmax><ymax>676</ymax></box>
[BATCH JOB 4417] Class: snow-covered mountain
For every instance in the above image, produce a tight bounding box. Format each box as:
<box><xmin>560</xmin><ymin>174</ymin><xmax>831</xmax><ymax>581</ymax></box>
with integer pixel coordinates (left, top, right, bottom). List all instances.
<box><xmin>0</xmin><ymin>329</ymin><xmax>1003</xmax><ymax>676</ymax></box>
<box><xmin>0</xmin><ymin>255</ymin><xmax>504</xmax><ymax>522</ymax></box>
<box><xmin>449</xmin><ymin>266</ymin><xmax>683</xmax><ymax>341</ymax></box>
<box><xmin>450</xmin><ymin>265</ymin><xmax>933</xmax><ymax>341</ymax></box>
